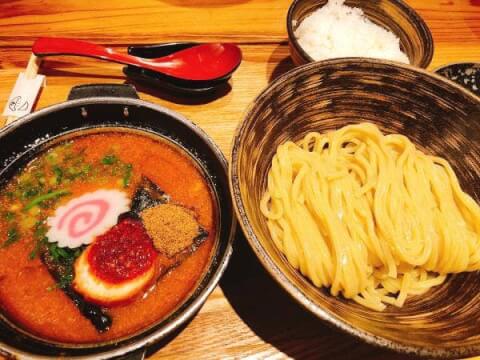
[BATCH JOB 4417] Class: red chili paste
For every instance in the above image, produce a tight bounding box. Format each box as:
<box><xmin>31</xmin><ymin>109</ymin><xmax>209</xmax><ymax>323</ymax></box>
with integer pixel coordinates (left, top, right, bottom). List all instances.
<box><xmin>87</xmin><ymin>218</ymin><xmax>157</xmax><ymax>283</ymax></box>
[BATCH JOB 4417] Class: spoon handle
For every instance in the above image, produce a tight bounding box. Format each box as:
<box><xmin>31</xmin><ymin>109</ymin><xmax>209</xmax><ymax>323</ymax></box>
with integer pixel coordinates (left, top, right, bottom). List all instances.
<box><xmin>32</xmin><ymin>37</ymin><xmax>164</xmax><ymax>72</ymax></box>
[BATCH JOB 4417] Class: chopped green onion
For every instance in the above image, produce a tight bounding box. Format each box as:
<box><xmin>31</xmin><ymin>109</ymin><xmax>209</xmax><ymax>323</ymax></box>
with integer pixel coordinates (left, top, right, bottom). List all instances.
<box><xmin>46</xmin><ymin>152</ymin><xmax>58</xmax><ymax>164</ymax></box>
<box><xmin>56</xmin><ymin>246</ymin><xmax>70</xmax><ymax>259</ymax></box>
<box><xmin>22</xmin><ymin>187</ymin><xmax>39</xmax><ymax>199</ymax></box>
<box><xmin>24</xmin><ymin>189</ymin><xmax>70</xmax><ymax>211</ymax></box>
<box><xmin>29</xmin><ymin>237</ymin><xmax>48</xmax><ymax>260</ymax></box>
<box><xmin>123</xmin><ymin>164</ymin><xmax>133</xmax><ymax>187</ymax></box>
<box><xmin>53</xmin><ymin>166</ymin><xmax>63</xmax><ymax>184</ymax></box>
<box><xmin>102</xmin><ymin>154</ymin><xmax>117</xmax><ymax>165</ymax></box>
<box><xmin>2</xmin><ymin>227</ymin><xmax>19</xmax><ymax>248</ymax></box>
<box><xmin>3</xmin><ymin>211</ymin><xmax>14</xmax><ymax>221</ymax></box>
<box><xmin>34</xmin><ymin>221</ymin><xmax>47</xmax><ymax>239</ymax></box>
<box><xmin>82</xmin><ymin>164</ymin><xmax>92</xmax><ymax>175</ymax></box>
<box><xmin>48</xmin><ymin>242</ymin><xmax>82</xmax><ymax>262</ymax></box>
<box><xmin>48</xmin><ymin>243</ymin><xmax>61</xmax><ymax>261</ymax></box>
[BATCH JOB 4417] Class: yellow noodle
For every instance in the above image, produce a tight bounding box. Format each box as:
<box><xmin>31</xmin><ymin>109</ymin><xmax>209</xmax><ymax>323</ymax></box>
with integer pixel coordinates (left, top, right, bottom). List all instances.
<box><xmin>260</xmin><ymin>123</ymin><xmax>480</xmax><ymax>310</ymax></box>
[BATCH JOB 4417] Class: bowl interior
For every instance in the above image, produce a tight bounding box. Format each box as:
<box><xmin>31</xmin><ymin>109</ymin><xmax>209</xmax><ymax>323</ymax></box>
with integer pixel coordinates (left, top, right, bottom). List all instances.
<box><xmin>287</xmin><ymin>0</ymin><xmax>434</xmax><ymax>68</ymax></box>
<box><xmin>231</xmin><ymin>59</ymin><xmax>480</xmax><ymax>358</ymax></box>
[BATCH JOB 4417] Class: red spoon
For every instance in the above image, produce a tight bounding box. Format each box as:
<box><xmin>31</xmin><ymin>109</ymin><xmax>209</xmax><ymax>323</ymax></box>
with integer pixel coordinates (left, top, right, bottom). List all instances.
<box><xmin>32</xmin><ymin>37</ymin><xmax>242</xmax><ymax>82</ymax></box>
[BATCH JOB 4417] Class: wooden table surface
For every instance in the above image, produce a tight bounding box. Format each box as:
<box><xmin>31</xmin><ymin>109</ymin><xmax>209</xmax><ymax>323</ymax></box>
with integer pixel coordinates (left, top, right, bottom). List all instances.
<box><xmin>0</xmin><ymin>1</ymin><xmax>479</xmax><ymax>359</ymax></box>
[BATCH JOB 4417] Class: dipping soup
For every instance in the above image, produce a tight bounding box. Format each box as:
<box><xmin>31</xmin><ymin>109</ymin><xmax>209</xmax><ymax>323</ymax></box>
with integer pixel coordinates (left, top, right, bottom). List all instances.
<box><xmin>0</xmin><ymin>130</ymin><xmax>217</xmax><ymax>344</ymax></box>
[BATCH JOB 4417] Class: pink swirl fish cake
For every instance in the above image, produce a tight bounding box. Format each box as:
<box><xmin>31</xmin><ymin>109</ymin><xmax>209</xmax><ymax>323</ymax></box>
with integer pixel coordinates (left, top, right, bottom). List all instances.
<box><xmin>46</xmin><ymin>189</ymin><xmax>130</xmax><ymax>248</ymax></box>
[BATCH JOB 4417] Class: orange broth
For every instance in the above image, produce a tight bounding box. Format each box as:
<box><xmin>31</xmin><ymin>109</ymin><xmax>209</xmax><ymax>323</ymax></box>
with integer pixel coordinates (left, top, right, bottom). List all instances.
<box><xmin>0</xmin><ymin>131</ymin><xmax>216</xmax><ymax>343</ymax></box>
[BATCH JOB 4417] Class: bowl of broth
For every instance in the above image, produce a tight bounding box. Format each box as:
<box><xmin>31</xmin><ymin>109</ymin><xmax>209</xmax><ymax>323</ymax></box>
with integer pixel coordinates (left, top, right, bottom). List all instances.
<box><xmin>0</xmin><ymin>84</ymin><xmax>235</xmax><ymax>358</ymax></box>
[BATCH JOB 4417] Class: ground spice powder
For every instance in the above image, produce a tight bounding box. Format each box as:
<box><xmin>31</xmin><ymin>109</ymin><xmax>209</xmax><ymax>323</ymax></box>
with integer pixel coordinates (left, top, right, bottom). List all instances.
<box><xmin>141</xmin><ymin>204</ymin><xmax>200</xmax><ymax>257</ymax></box>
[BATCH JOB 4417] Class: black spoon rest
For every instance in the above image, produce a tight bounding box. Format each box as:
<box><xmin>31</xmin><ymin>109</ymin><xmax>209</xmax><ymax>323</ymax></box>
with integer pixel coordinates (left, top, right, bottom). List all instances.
<box><xmin>123</xmin><ymin>42</ymin><xmax>232</xmax><ymax>95</ymax></box>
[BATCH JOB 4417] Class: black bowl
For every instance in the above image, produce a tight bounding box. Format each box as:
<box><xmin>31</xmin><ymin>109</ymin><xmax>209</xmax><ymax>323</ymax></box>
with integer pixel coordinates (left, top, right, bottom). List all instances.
<box><xmin>0</xmin><ymin>84</ymin><xmax>236</xmax><ymax>359</ymax></box>
<box><xmin>434</xmin><ymin>62</ymin><xmax>480</xmax><ymax>97</ymax></box>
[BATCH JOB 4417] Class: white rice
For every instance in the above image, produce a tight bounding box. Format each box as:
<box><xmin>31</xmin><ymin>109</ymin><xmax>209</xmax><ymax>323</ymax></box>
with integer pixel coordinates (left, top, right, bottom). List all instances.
<box><xmin>294</xmin><ymin>0</ymin><xmax>410</xmax><ymax>64</ymax></box>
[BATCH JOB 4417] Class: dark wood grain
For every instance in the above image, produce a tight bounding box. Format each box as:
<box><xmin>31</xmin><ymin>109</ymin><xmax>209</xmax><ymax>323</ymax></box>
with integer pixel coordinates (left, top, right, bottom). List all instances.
<box><xmin>0</xmin><ymin>0</ymin><xmax>478</xmax><ymax>47</ymax></box>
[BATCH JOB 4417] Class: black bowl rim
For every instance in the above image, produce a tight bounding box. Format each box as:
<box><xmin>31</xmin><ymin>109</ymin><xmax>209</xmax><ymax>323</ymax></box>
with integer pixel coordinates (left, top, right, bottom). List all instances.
<box><xmin>229</xmin><ymin>57</ymin><xmax>480</xmax><ymax>359</ymax></box>
<box><xmin>432</xmin><ymin>62</ymin><xmax>480</xmax><ymax>98</ymax></box>
<box><xmin>286</xmin><ymin>0</ymin><xmax>434</xmax><ymax>69</ymax></box>
<box><xmin>433</xmin><ymin>61</ymin><xmax>480</xmax><ymax>73</ymax></box>
<box><xmin>0</xmin><ymin>97</ymin><xmax>236</xmax><ymax>359</ymax></box>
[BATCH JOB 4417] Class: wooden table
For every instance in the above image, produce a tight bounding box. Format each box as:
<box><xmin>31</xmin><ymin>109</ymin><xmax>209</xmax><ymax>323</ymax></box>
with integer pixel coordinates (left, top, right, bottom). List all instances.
<box><xmin>0</xmin><ymin>1</ymin><xmax>479</xmax><ymax>359</ymax></box>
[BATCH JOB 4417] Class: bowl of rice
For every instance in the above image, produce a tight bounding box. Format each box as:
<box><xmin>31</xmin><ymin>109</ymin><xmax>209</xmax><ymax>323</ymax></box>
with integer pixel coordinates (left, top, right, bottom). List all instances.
<box><xmin>287</xmin><ymin>0</ymin><xmax>433</xmax><ymax>68</ymax></box>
